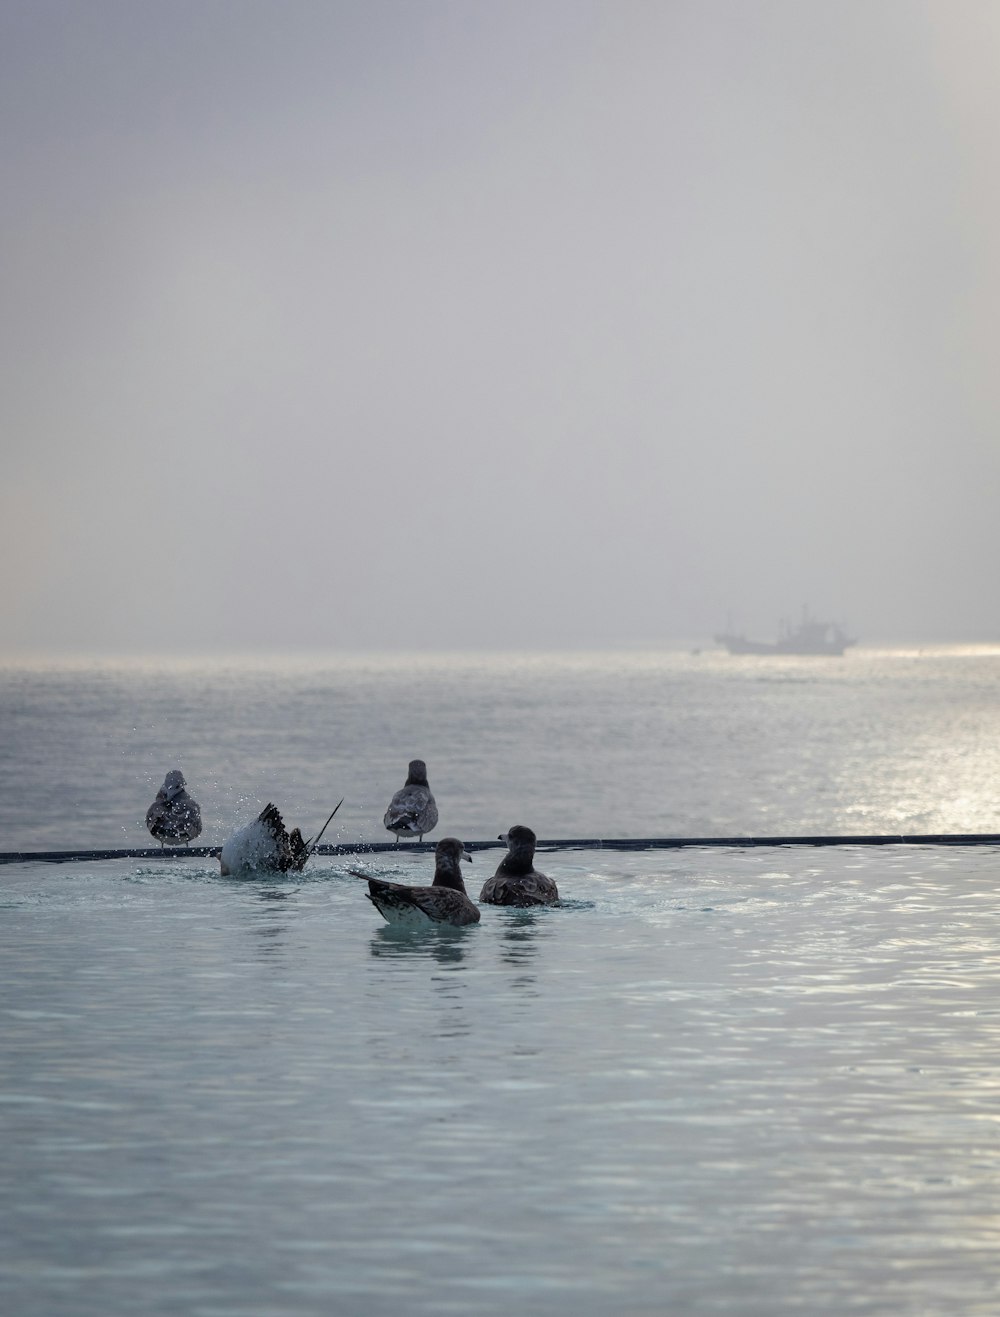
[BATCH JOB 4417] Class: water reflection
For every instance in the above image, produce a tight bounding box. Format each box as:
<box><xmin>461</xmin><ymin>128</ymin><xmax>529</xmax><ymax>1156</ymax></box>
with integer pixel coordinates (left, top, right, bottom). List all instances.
<box><xmin>253</xmin><ymin>886</ymin><xmax>299</xmax><ymax>903</ymax></box>
<box><xmin>367</xmin><ymin>926</ymin><xmax>473</xmax><ymax>1040</ymax></box>
<box><xmin>497</xmin><ymin>911</ymin><xmax>542</xmax><ymax>993</ymax></box>
<box><xmin>249</xmin><ymin>924</ymin><xmax>288</xmax><ymax>960</ymax></box>
<box><xmin>499</xmin><ymin>911</ymin><xmax>539</xmax><ymax>956</ymax></box>
<box><xmin>247</xmin><ymin>885</ymin><xmax>299</xmax><ymax>960</ymax></box>
<box><xmin>368</xmin><ymin>925</ymin><xmax>470</xmax><ymax>967</ymax></box>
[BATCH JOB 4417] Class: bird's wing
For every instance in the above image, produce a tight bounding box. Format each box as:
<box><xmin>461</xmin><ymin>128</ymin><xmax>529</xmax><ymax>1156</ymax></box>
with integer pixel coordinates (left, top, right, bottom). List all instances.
<box><xmin>257</xmin><ymin>803</ymin><xmax>287</xmax><ymax>842</ymax></box>
<box><xmin>409</xmin><ymin>887</ymin><xmax>479</xmax><ymax>925</ymax></box>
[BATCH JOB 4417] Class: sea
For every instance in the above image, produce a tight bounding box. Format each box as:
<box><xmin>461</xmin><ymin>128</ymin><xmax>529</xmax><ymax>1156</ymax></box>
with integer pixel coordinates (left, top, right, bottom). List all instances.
<box><xmin>2</xmin><ymin>645</ymin><xmax>1000</xmax><ymax>1315</ymax></box>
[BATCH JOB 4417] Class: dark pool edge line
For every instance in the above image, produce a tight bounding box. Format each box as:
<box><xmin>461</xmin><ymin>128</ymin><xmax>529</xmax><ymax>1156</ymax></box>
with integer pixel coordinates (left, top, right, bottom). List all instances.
<box><xmin>3</xmin><ymin>833</ymin><xmax>1000</xmax><ymax>865</ymax></box>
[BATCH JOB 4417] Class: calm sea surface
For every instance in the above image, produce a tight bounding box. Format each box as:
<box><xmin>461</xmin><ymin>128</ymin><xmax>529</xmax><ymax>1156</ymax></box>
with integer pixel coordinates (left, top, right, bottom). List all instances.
<box><xmin>3</xmin><ymin>645</ymin><xmax>1000</xmax><ymax>850</ymax></box>
<box><xmin>2</xmin><ymin>648</ymin><xmax>1000</xmax><ymax>1314</ymax></box>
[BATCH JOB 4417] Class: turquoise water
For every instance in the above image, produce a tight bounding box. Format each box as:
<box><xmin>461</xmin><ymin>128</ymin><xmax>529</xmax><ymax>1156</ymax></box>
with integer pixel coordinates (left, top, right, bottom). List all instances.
<box><xmin>3</xmin><ymin>844</ymin><xmax>1000</xmax><ymax>1315</ymax></box>
<box><xmin>3</xmin><ymin>648</ymin><xmax>1000</xmax><ymax>1313</ymax></box>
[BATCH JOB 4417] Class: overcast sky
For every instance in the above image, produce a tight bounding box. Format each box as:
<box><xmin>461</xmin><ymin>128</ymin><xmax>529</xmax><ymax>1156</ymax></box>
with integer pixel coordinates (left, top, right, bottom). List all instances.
<box><xmin>2</xmin><ymin>0</ymin><xmax>999</xmax><ymax>654</ymax></box>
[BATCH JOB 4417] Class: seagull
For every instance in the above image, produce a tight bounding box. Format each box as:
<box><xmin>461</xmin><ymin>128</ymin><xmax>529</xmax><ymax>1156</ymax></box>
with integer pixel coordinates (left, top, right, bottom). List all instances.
<box><xmin>383</xmin><ymin>759</ymin><xmax>438</xmax><ymax>843</ymax></box>
<box><xmin>479</xmin><ymin>825</ymin><xmax>559</xmax><ymax>906</ymax></box>
<box><xmin>146</xmin><ymin>770</ymin><xmax>202</xmax><ymax>847</ymax></box>
<box><xmin>366</xmin><ymin>837</ymin><xmax>480</xmax><ymax>927</ymax></box>
<box><xmin>219</xmin><ymin>800</ymin><xmax>342</xmax><ymax>877</ymax></box>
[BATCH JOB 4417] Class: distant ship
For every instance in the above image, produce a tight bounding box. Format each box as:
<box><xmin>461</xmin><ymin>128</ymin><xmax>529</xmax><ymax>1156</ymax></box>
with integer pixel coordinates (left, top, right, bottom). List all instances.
<box><xmin>715</xmin><ymin>608</ymin><xmax>857</xmax><ymax>656</ymax></box>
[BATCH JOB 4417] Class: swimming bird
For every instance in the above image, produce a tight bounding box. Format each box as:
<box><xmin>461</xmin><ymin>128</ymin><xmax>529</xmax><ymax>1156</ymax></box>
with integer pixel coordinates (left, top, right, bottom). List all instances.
<box><xmin>219</xmin><ymin>800</ymin><xmax>342</xmax><ymax>876</ymax></box>
<box><xmin>366</xmin><ymin>837</ymin><xmax>480</xmax><ymax>927</ymax></box>
<box><xmin>146</xmin><ymin>770</ymin><xmax>202</xmax><ymax>847</ymax></box>
<box><xmin>479</xmin><ymin>825</ymin><xmax>559</xmax><ymax>906</ymax></box>
<box><xmin>383</xmin><ymin>759</ymin><xmax>438</xmax><ymax>843</ymax></box>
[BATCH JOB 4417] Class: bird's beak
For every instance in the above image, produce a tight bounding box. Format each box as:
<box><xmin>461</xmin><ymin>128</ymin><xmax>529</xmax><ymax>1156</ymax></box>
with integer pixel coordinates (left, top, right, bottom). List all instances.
<box><xmin>462</xmin><ymin>849</ymin><xmax>472</xmax><ymax>863</ymax></box>
<box><xmin>497</xmin><ymin>833</ymin><xmax>509</xmax><ymax>844</ymax></box>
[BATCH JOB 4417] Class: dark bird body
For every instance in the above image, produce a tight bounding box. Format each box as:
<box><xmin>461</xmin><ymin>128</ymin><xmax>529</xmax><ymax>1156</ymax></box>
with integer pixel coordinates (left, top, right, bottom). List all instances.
<box><xmin>367</xmin><ymin>837</ymin><xmax>479</xmax><ymax>927</ymax></box>
<box><xmin>479</xmin><ymin>825</ymin><xmax>559</xmax><ymax>906</ymax></box>
<box><xmin>383</xmin><ymin>759</ymin><xmax>438</xmax><ymax>843</ymax></box>
<box><xmin>146</xmin><ymin>770</ymin><xmax>202</xmax><ymax>846</ymax></box>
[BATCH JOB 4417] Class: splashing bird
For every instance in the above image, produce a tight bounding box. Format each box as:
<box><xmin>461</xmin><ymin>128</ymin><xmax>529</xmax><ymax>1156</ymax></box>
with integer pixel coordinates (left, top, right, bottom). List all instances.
<box><xmin>146</xmin><ymin>770</ymin><xmax>202</xmax><ymax>847</ymax></box>
<box><xmin>219</xmin><ymin>800</ymin><xmax>342</xmax><ymax>876</ymax></box>
<box><xmin>479</xmin><ymin>825</ymin><xmax>559</xmax><ymax>906</ymax></box>
<box><xmin>366</xmin><ymin>837</ymin><xmax>480</xmax><ymax>927</ymax></box>
<box><xmin>383</xmin><ymin>759</ymin><xmax>438</xmax><ymax>843</ymax></box>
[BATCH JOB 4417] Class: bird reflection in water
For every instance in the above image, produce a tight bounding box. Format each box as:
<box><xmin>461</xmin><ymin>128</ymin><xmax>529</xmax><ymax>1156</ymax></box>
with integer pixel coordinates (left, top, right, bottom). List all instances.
<box><xmin>368</xmin><ymin>926</ymin><xmax>471</xmax><ymax>1040</ymax></box>
<box><xmin>368</xmin><ymin>925</ymin><xmax>469</xmax><ymax>968</ymax></box>
<box><xmin>498</xmin><ymin>911</ymin><xmax>542</xmax><ymax>993</ymax></box>
<box><xmin>248</xmin><ymin>885</ymin><xmax>299</xmax><ymax>960</ymax></box>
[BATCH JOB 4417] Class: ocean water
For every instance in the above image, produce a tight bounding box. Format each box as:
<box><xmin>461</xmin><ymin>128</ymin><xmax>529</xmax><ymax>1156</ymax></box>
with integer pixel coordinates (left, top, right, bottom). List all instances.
<box><xmin>3</xmin><ymin>647</ymin><xmax>1000</xmax><ymax>1315</ymax></box>
<box><xmin>3</xmin><ymin>645</ymin><xmax>1000</xmax><ymax>851</ymax></box>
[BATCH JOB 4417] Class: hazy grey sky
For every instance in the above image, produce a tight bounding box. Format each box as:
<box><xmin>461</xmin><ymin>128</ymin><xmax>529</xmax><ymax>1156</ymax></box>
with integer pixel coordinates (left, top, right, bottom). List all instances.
<box><xmin>2</xmin><ymin>0</ymin><xmax>999</xmax><ymax>653</ymax></box>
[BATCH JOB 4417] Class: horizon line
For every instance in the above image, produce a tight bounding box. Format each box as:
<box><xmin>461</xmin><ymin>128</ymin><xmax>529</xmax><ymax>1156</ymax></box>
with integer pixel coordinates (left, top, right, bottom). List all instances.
<box><xmin>3</xmin><ymin>638</ymin><xmax>1000</xmax><ymax>668</ymax></box>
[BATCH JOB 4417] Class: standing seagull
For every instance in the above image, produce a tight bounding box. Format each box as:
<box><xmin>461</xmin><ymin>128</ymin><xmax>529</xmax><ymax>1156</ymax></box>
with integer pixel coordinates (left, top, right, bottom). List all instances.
<box><xmin>219</xmin><ymin>800</ymin><xmax>342</xmax><ymax>876</ymax></box>
<box><xmin>146</xmin><ymin>770</ymin><xmax>202</xmax><ymax>847</ymax></box>
<box><xmin>479</xmin><ymin>825</ymin><xmax>559</xmax><ymax>906</ymax></box>
<box><xmin>383</xmin><ymin>759</ymin><xmax>438</xmax><ymax>844</ymax></box>
<box><xmin>366</xmin><ymin>837</ymin><xmax>479</xmax><ymax>927</ymax></box>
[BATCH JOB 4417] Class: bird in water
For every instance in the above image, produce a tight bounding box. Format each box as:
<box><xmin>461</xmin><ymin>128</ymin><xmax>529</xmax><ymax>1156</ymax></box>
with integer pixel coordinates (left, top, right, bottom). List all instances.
<box><xmin>366</xmin><ymin>837</ymin><xmax>480</xmax><ymax>927</ymax></box>
<box><xmin>479</xmin><ymin>825</ymin><xmax>559</xmax><ymax>906</ymax></box>
<box><xmin>146</xmin><ymin>770</ymin><xmax>202</xmax><ymax>847</ymax></box>
<box><xmin>219</xmin><ymin>800</ymin><xmax>342</xmax><ymax>876</ymax></box>
<box><xmin>383</xmin><ymin>759</ymin><xmax>438</xmax><ymax>843</ymax></box>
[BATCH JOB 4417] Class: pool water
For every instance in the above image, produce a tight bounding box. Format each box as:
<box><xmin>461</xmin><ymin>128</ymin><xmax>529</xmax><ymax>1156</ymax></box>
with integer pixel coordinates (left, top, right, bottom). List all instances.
<box><xmin>3</xmin><ymin>842</ymin><xmax>1000</xmax><ymax>1315</ymax></box>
